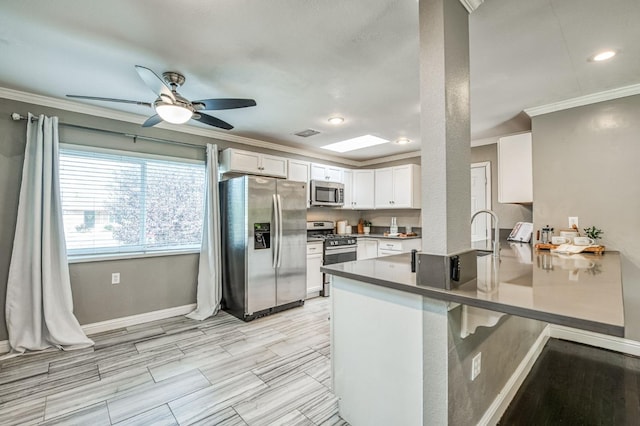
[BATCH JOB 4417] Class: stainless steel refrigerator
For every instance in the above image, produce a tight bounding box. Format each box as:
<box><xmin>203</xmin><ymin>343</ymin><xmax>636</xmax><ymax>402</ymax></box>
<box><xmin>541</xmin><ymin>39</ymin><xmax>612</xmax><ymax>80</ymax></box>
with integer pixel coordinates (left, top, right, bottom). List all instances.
<box><xmin>220</xmin><ymin>175</ymin><xmax>307</xmax><ymax>321</ymax></box>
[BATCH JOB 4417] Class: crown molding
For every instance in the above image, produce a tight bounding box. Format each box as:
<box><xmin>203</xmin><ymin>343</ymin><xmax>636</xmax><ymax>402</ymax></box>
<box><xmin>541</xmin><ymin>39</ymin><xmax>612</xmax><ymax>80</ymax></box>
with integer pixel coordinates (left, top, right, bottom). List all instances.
<box><xmin>458</xmin><ymin>0</ymin><xmax>484</xmax><ymax>14</ymax></box>
<box><xmin>359</xmin><ymin>150</ymin><xmax>421</xmax><ymax>167</ymax></box>
<box><xmin>524</xmin><ymin>83</ymin><xmax>640</xmax><ymax>117</ymax></box>
<box><xmin>0</xmin><ymin>87</ymin><xmax>362</xmax><ymax>167</ymax></box>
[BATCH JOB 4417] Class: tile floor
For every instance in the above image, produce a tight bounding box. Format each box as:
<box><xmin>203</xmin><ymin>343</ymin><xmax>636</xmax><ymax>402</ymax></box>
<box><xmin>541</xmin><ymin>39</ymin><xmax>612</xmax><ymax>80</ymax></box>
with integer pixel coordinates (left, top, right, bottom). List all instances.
<box><xmin>0</xmin><ymin>297</ymin><xmax>347</xmax><ymax>425</ymax></box>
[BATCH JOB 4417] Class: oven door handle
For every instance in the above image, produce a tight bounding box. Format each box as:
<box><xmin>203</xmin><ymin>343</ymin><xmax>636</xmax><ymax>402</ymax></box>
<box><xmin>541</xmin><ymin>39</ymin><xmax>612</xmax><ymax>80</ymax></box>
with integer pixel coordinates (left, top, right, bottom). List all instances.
<box><xmin>324</xmin><ymin>246</ymin><xmax>357</xmax><ymax>255</ymax></box>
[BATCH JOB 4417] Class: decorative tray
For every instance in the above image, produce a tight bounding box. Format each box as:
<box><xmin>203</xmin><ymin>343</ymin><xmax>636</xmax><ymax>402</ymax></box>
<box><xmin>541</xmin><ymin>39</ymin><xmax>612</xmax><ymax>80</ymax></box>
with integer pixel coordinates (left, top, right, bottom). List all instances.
<box><xmin>534</xmin><ymin>243</ymin><xmax>605</xmax><ymax>254</ymax></box>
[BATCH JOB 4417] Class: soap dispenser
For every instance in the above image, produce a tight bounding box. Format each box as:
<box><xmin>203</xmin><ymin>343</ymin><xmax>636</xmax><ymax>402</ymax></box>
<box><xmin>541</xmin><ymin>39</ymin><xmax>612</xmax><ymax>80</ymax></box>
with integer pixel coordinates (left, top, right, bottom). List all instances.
<box><xmin>390</xmin><ymin>217</ymin><xmax>398</xmax><ymax>234</ymax></box>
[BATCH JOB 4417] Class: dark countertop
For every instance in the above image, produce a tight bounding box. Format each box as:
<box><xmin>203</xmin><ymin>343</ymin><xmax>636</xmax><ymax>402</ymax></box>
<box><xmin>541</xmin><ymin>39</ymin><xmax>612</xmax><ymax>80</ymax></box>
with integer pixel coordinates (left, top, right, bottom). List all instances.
<box><xmin>353</xmin><ymin>233</ymin><xmax>422</xmax><ymax>240</ymax></box>
<box><xmin>321</xmin><ymin>242</ymin><xmax>624</xmax><ymax>337</ymax></box>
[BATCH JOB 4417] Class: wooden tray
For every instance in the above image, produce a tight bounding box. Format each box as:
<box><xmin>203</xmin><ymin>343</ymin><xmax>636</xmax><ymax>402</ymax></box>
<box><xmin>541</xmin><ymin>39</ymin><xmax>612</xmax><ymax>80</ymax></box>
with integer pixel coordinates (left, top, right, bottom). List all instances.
<box><xmin>534</xmin><ymin>243</ymin><xmax>605</xmax><ymax>254</ymax></box>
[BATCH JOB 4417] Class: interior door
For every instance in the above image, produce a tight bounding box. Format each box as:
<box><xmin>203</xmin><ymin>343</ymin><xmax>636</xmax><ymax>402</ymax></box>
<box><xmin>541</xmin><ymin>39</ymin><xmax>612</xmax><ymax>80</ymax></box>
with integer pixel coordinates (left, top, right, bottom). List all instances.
<box><xmin>471</xmin><ymin>163</ymin><xmax>490</xmax><ymax>242</ymax></box>
<box><xmin>275</xmin><ymin>180</ymin><xmax>307</xmax><ymax>305</ymax></box>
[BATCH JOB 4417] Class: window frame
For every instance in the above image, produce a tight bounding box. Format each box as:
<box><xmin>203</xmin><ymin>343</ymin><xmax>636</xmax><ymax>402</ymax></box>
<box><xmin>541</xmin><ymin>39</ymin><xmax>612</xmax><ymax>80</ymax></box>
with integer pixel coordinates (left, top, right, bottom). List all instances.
<box><xmin>59</xmin><ymin>143</ymin><xmax>206</xmax><ymax>262</ymax></box>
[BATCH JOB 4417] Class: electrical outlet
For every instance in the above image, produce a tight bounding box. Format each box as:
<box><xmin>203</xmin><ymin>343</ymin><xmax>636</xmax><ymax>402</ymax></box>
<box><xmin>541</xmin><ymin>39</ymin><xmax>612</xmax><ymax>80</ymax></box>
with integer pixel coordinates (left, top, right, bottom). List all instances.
<box><xmin>471</xmin><ymin>352</ymin><xmax>482</xmax><ymax>381</ymax></box>
<box><xmin>111</xmin><ymin>272</ymin><xmax>120</xmax><ymax>285</ymax></box>
<box><xmin>568</xmin><ymin>217</ymin><xmax>579</xmax><ymax>229</ymax></box>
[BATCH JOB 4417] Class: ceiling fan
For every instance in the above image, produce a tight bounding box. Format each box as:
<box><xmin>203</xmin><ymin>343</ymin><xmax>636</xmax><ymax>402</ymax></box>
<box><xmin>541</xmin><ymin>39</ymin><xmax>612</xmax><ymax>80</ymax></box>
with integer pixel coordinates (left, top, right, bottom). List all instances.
<box><xmin>67</xmin><ymin>65</ymin><xmax>256</xmax><ymax>130</ymax></box>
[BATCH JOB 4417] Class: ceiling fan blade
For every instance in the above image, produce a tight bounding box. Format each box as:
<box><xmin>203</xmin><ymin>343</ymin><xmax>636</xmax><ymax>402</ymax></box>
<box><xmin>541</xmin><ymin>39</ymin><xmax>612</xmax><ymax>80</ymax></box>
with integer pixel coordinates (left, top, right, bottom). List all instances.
<box><xmin>193</xmin><ymin>113</ymin><xmax>233</xmax><ymax>130</ymax></box>
<box><xmin>135</xmin><ymin>65</ymin><xmax>175</xmax><ymax>101</ymax></box>
<box><xmin>142</xmin><ymin>114</ymin><xmax>163</xmax><ymax>128</ymax></box>
<box><xmin>66</xmin><ymin>95</ymin><xmax>152</xmax><ymax>107</ymax></box>
<box><xmin>192</xmin><ymin>98</ymin><xmax>257</xmax><ymax>110</ymax></box>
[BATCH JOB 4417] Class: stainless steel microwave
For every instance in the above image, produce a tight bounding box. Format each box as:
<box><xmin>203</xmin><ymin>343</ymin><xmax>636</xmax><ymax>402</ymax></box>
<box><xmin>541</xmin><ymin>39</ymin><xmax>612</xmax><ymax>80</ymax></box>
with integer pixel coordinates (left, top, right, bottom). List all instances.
<box><xmin>310</xmin><ymin>180</ymin><xmax>344</xmax><ymax>207</ymax></box>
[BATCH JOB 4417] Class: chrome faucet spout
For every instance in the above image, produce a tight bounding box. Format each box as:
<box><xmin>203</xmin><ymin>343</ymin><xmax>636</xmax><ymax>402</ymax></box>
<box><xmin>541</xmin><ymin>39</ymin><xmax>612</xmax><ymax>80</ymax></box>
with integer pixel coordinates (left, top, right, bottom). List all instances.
<box><xmin>471</xmin><ymin>209</ymin><xmax>500</xmax><ymax>258</ymax></box>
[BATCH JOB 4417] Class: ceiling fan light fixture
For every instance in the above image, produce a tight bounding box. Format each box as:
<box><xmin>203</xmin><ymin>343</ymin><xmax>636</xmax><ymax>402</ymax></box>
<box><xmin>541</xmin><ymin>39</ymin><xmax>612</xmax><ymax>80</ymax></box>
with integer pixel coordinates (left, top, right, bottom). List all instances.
<box><xmin>155</xmin><ymin>103</ymin><xmax>193</xmax><ymax>124</ymax></box>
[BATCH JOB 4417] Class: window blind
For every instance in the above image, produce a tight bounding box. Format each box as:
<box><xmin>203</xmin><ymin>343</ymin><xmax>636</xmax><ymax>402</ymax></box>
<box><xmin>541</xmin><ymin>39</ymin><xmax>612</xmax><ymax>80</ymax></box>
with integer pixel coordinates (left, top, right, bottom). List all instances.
<box><xmin>59</xmin><ymin>147</ymin><xmax>205</xmax><ymax>257</ymax></box>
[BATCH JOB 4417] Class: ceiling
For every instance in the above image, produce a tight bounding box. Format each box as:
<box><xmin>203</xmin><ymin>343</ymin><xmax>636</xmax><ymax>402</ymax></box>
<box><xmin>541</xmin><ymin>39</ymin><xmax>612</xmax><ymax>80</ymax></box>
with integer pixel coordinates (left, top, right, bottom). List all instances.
<box><xmin>0</xmin><ymin>0</ymin><xmax>638</xmax><ymax>161</ymax></box>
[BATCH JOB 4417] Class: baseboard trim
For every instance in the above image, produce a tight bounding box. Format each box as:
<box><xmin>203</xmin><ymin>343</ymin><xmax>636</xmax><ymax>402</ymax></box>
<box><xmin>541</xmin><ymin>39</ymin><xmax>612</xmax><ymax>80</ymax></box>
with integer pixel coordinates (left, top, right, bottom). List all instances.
<box><xmin>0</xmin><ymin>304</ymin><xmax>197</xmax><ymax>354</ymax></box>
<box><xmin>478</xmin><ymin>325</ymin><xmax>551</xmax><ymax>426</ymax></box>
<box><xmin>549</xmin><ymin>324</ymin><xmax>640</xmax><ymax>356</ymax></box>
<box><xmin>81</xmin><ymin>304</ymin><xmax>197</xmax><ymax>336</ymax></box>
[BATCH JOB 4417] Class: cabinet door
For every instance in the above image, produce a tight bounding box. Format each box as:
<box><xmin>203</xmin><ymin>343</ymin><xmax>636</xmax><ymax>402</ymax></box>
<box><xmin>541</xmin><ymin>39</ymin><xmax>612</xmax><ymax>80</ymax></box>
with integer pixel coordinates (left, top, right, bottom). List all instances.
<box><xmin>310</xmin><ymin>164</ymin><xmax>328</xmax><ymax>181</ymax></box>
<box><xmin>326</xmin><ymin>166</ymin><xmax>343</xmax><ymax>183</ymax></box>
<box><xmin>311</xmin><ymin>164</ymin><xmax>343</xmax><ymax>182</ymax></box>
<box><xmin>306</xmin><ymin>253</ymin><xmax>324</xmax><ymax>294</ymax></box>
<box><xmin>260</xmin><ymin>154</ymin><xmax>287</xmax><ymax>178</ymax></box>
<box><xmin>288</xmin><ymin>159</ymin><xmax>310</xmax><ymax>183</ymax></box>
<box><xmin>353</xmin><ymin>170</ymin><xmax>375</xmax><ymax>209</ymax></box>
<box><xmin>342</xmin><ymin>169</ymin><xmax>354</xmax><ymax>209</ymax></box>
<box><xmin>498</xmin><ymin>132</ymin><xmax>532</xmax><ymax>203</ymax></box>
<box><xmin>374</xmin><ymin>168</ymin><xmax>394</xmax><ymax>208</ymax></box>
<box><xmin>357</xmin><ymin>239</ymin><xmax>378</xmax><ymax>260</ymax></box>
<box><xmin>229</xmin><ymin>149</ymin><xmax>260</xmax><ymax>173</ymax></box>
<box><xmin>392</xmin><ymin>165</ymin><xmax>413</xmax><ymax>208</ymax></box>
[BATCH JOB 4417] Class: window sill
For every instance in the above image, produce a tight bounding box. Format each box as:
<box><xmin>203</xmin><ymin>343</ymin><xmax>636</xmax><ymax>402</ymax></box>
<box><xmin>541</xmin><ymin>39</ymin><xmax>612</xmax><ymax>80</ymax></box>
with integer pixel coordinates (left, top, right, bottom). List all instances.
<box><xmin>67</xmin><ymin>249</ymin><xmax>200</xmax><ymax>264</ymax></box>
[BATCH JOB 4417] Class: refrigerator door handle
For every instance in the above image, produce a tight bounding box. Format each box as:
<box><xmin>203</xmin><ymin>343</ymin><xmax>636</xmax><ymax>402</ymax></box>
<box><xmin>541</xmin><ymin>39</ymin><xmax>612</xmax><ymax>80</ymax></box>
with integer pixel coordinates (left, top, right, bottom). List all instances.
<box><xmin>277</xmin><ymin>194</ymin><xmax>283</xmax><ymax>268</ymax></box>
<box><xmin>272</xmin><ymin>194</ymin><xmax>279</xmax><ymax>269</ymax></box>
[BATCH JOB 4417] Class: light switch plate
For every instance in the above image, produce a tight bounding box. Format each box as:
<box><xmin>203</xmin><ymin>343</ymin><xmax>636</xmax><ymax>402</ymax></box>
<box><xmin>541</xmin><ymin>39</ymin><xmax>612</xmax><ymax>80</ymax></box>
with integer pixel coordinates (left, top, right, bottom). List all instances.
<box><xmin>568</xmin><ymin>217</ymin><xmax>579</xmax><ymax>229</ymax></box>
<box><xmin>111</xmin><ymin>272</ymin><xmax>120</xmax><ymax>285</ymax></box>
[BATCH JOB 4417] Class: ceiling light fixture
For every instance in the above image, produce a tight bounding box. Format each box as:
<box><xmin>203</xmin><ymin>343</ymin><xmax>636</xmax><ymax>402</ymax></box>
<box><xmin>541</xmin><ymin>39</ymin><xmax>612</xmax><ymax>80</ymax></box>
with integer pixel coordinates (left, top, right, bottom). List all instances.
<box><xmin>155</xmin><ymin>103</ymin><xmax>193</xmax><ymax>124</ymax></box>
<box><xmin>590</xmin><ymin>50</ymin><xmax>617</xmax><ymax>62</ymax></box>
<box><xmin>395</xmin><ymin>137</ymin><xmax>411</xmax><ymax>145</ymax></box>
<box><xmin>328</xmin><ymin>116</ymin><xmax>344</xmax><ymax>125</ymax></box>
<box><xmin>321</xmin><ymin>134</ymin><xmax>389</xmax><ymax>153</ymax></box>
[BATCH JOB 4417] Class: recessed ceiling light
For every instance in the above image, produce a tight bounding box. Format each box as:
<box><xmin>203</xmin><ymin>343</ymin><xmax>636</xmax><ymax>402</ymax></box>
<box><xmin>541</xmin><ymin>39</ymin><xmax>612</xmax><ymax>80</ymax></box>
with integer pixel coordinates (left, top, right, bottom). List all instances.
<box><xmin>395</xmin><ymin>137</ymin><xmax>411</xmax><ymax>145</ymax></box>
<box><xmin>328</xmin><ymin>116</ymin><xmax>344</xmax><ymax>125</ymax></box>
<box><xmin>321</xmin><ymin>135</ymin><xmax>389</xmax><ymax>153</ymax></box>
<box><xmin>590</xmin><ymin>50</ymin><xmax>617</xmax><ymax>62</ymax></box>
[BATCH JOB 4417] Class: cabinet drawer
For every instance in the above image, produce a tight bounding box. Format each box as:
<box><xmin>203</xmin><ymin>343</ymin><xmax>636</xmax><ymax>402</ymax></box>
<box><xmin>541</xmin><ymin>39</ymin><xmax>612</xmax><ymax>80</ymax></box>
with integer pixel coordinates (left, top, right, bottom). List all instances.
<box><xmin>379</xmin><ymin>241</ymin><xmax>403</xmax><ymax>251</ymax></box>
<box><xmin>307</xmin><ymin>243</ymin><xmax>323</xmax><ymax>255</ymax></box>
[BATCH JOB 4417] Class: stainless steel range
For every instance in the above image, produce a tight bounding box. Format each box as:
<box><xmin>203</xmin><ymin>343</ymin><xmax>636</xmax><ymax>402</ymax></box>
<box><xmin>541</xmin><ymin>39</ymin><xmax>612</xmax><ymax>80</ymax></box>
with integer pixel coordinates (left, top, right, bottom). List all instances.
<box><xmin>307</xmin><ymin>221</ymin><xmax>357</xmax><ymax>296</ymax></box>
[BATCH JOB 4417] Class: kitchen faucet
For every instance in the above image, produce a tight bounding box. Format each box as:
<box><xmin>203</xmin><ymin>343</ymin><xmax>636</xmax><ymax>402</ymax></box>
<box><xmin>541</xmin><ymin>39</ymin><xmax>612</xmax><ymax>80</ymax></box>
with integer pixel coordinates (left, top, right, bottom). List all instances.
<box><xmin>471</xmin><ymin>209</ymin><xmax>500</xmax><ymax>258</ymax></box>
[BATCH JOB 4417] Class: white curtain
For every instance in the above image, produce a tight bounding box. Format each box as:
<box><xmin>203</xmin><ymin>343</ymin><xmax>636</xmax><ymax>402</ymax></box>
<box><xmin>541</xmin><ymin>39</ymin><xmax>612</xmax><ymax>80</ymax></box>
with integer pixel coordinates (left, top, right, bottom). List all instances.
<box><xmin>186</xmin><ymin>144</ymin><xmax>222</xmax><ymax>320</ymax></box>
<box><xmin>4</xmin><ymin>113</ymin><xmax>93</xmax><ymax>357</ymax></box>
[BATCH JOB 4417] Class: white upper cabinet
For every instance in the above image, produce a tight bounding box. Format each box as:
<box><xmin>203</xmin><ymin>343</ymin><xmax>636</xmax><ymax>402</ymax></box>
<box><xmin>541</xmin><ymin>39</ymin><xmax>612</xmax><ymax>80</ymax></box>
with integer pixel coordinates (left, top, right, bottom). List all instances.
<box><xmin>498</xmin><ymin>132</ymin><xmax>532</xmax><ymax>203</ymax></box>
<box><xmin>352</xmin><ymin>170</ymin><xmax>375</xmax><ymax>209</ymax></box>
<box><xmin>342</xmin><ymin>169</ymin><xmax>375</xmax><ymax>210</ymax></box>
<box><xmin>374</xmin><ymin>164</ymin><xmax>421</xmax><ymax>209</ymax></box>
<box><xmin>311</xmin><ymin>163</ymin><xmax>344</xmax><ymax>182</ymax></box>
<box><xmin>220</xmin><ymin>148</ymin><xmax>287</xmax><ymax>178</ymax></box>
<box><xmin>288</xmin><ymin>159</ymin><xmax>311</xmax><ymax>208</ymax></box>
<box><xmin>287</xmin><ymin>159</ymin><xmax>310</xmax><ymax>183</ymax></box>
<box><xmin>342</xmin><ymin>169</ymin><xmax>353</xmax><ymax>210</ymax></box>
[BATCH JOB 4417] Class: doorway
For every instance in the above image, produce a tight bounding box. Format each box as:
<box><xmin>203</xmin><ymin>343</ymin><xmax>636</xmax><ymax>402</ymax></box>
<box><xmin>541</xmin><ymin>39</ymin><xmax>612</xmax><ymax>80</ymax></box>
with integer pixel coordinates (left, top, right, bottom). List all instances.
<box><xmin>471</xmin><ymin>161</ymin><xmax>491</xmax><ymax>242</ymax></box>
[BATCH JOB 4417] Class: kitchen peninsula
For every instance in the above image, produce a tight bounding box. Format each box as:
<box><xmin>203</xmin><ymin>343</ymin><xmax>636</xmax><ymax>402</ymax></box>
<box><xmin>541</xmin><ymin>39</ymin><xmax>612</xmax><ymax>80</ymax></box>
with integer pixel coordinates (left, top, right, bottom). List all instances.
<box><xmin>322</xmin><ymin>244</ymin><xmax>624</xmax><ymax>425</ymax></box>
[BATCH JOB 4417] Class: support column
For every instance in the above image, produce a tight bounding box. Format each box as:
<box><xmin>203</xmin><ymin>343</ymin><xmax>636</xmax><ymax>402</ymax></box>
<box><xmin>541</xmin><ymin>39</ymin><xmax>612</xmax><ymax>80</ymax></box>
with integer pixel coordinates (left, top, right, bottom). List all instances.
<box><xmin>419</xmin><ymin>0</ymin><xmax>471</xmax><ymax>255</ymax></box>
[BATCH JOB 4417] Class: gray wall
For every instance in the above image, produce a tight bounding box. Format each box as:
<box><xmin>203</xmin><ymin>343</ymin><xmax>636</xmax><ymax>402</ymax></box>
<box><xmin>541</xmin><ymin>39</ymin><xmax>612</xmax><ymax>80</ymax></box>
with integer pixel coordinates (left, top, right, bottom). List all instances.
<box><xmin>471</xmin><ymin>143</ymin><xmax>533</xmax><ymax>229</ymax></box>
<box><xmin>447</xmin><ymin>309</ymin><xmax>546</xmax><ymax>424</ymax></box>
<box><xmin>531</xmin><ymin>94</ymin><xmax>640</xmax><ymax>340</ymax></box>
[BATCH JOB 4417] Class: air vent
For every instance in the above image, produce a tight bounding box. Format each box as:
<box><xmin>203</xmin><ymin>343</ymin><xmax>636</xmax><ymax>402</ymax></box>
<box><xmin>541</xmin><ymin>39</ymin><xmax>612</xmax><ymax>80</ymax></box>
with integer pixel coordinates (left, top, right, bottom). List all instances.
<box><xmin>295</xmin><ymin>129</ymin><xmax>320</xmax><ymax>138</ymax></box>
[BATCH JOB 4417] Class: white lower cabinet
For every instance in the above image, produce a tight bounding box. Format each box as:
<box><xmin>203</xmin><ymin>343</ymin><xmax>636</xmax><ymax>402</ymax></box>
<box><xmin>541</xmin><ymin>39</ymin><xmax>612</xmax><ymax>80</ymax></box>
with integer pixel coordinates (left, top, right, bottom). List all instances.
<box><xmin>357</xmin><ymin>238</ymin><xmax>378</xmax><ymax>260</ymax></box>
<box><xmin>306</xmin><ymin>242</ymin><xmax>324</xmax><ymax>295</ymax></box>
<box><xmin>376</xmin><ymin>238</ymin><xmax>422</xmax><ymax>257</ymax></box>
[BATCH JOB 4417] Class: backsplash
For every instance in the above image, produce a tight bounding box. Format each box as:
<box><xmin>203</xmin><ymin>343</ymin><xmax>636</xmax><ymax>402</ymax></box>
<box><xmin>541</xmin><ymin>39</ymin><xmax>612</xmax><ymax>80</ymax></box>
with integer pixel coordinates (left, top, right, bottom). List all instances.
<box><xmin>306</xmin><ymin>208</ymin><xmax>422</xmax><ymax>235</ymax></box>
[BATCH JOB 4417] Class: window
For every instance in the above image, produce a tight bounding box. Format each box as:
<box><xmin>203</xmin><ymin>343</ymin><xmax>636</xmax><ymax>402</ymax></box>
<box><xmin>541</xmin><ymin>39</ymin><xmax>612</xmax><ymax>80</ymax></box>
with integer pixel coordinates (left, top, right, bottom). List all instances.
<box><xmin>59</xmin><ymin>146</ymin><xmax>206</xmax><ymax>257</ymax></box>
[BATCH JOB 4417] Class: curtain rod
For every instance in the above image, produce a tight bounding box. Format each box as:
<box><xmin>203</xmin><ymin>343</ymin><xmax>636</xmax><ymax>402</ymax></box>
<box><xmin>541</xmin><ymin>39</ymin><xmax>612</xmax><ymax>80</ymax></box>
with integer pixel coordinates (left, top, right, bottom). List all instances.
<box><xmin>10</xmin><ymin>113</ymin><xmax>207</xmax><ymax>150</ymax></box>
